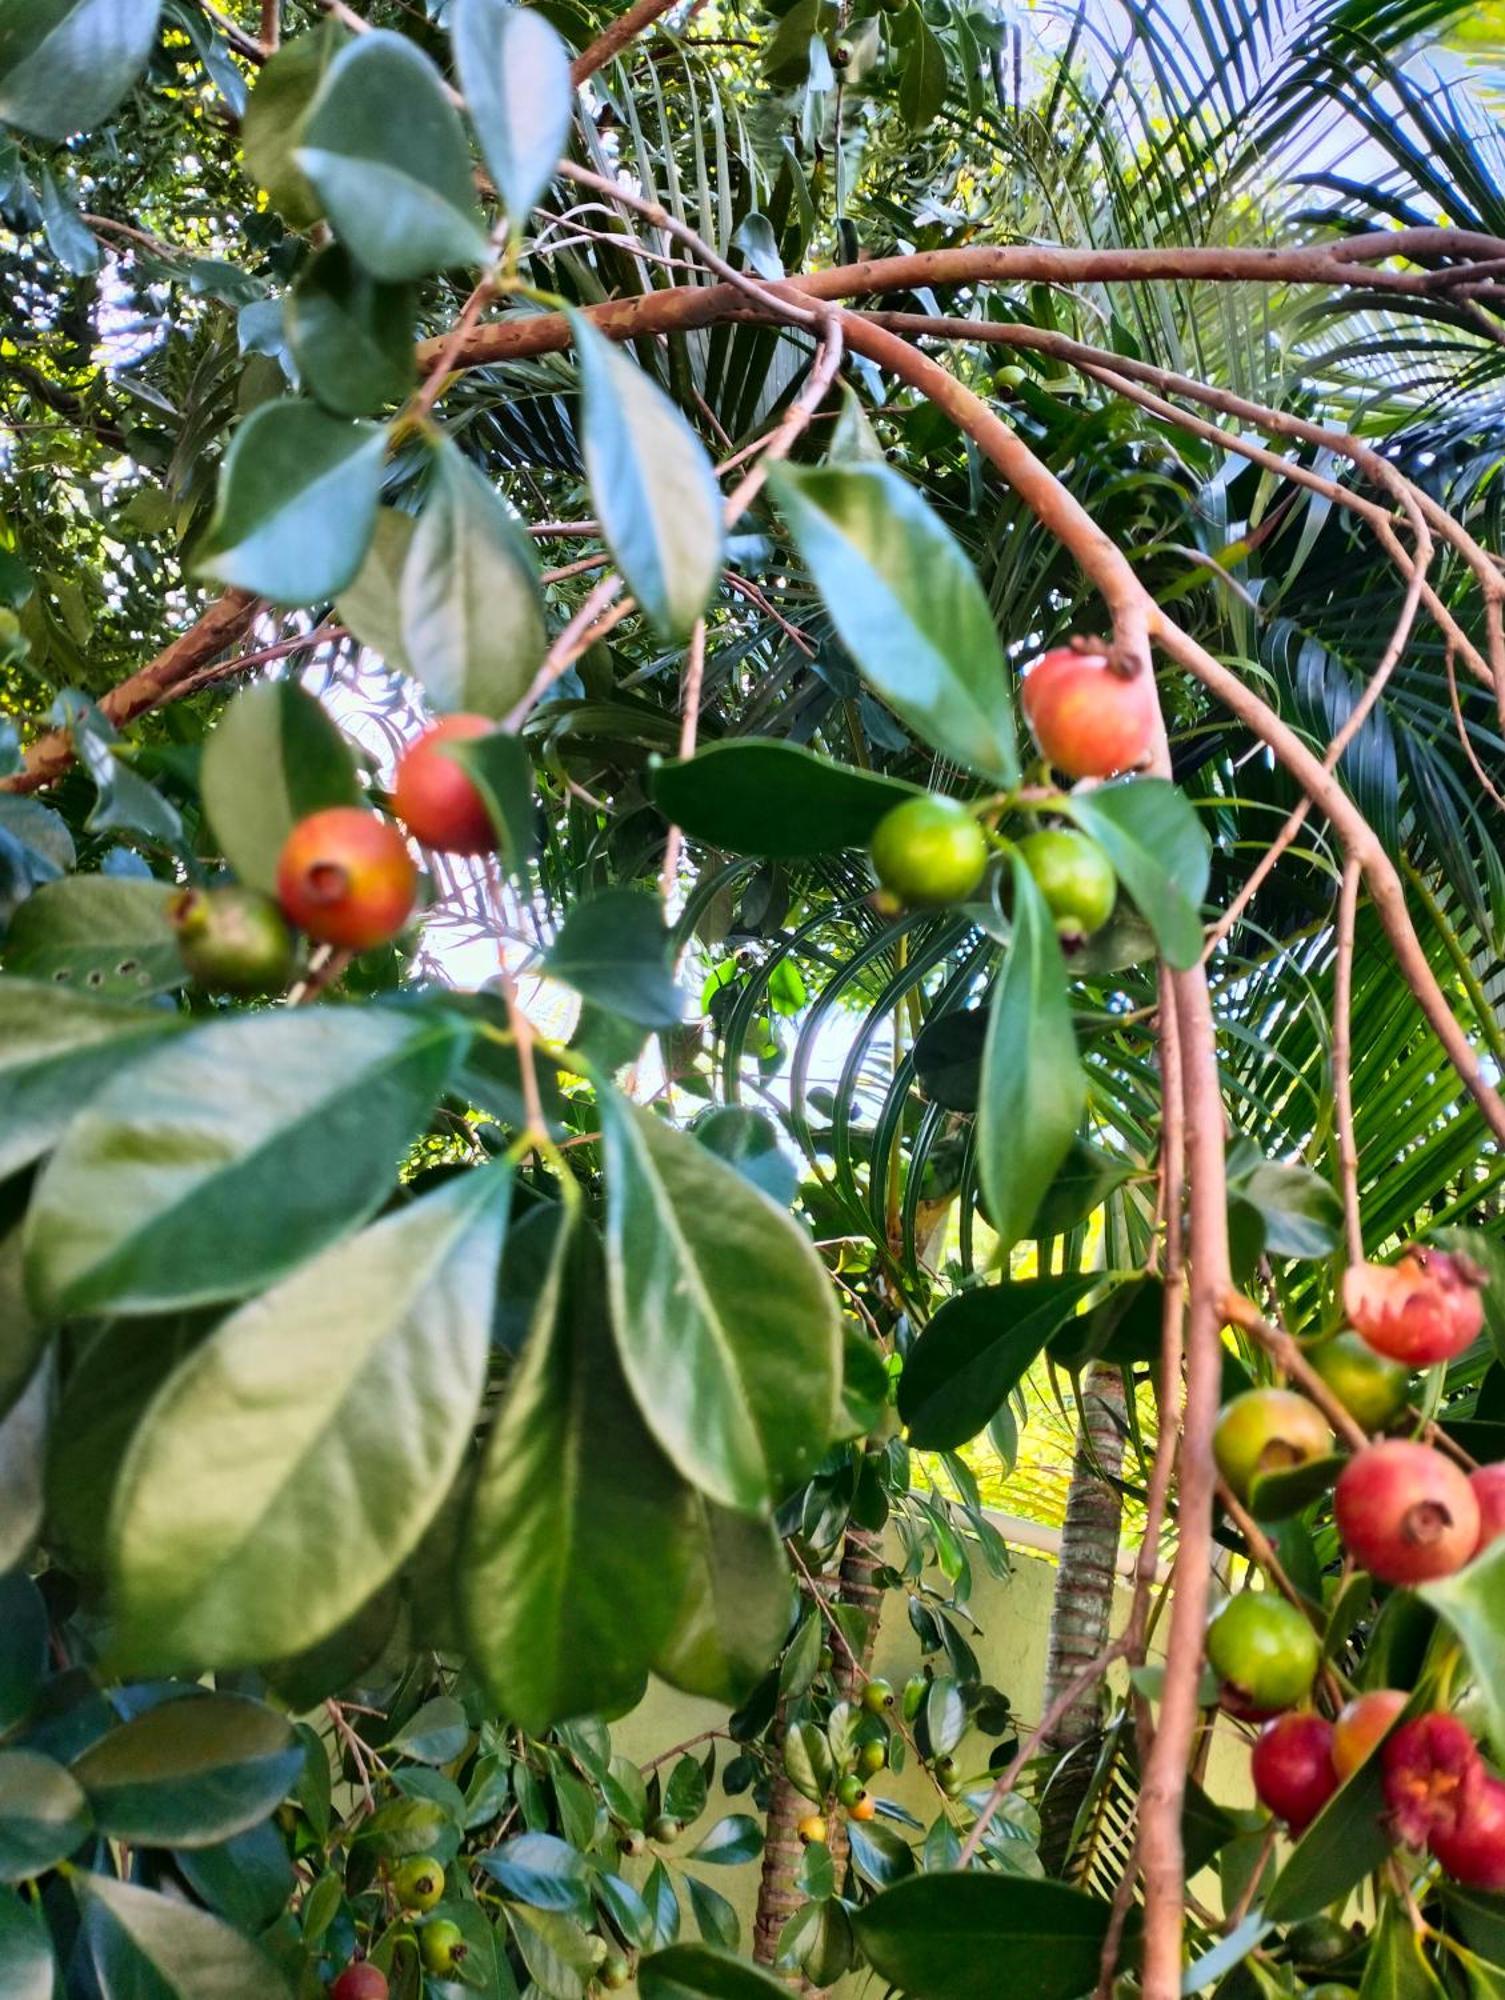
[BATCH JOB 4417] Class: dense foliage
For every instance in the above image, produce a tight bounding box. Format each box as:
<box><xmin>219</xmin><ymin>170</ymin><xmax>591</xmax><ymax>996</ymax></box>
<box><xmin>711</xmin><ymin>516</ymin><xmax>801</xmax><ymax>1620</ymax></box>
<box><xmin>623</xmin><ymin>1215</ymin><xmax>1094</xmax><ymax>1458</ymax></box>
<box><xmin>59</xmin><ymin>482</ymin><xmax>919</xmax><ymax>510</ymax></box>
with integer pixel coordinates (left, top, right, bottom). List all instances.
<box><xmin>3</xmin><ymin>2</ymin><xmax>1505</xmax><ymax>1999</ymax></box>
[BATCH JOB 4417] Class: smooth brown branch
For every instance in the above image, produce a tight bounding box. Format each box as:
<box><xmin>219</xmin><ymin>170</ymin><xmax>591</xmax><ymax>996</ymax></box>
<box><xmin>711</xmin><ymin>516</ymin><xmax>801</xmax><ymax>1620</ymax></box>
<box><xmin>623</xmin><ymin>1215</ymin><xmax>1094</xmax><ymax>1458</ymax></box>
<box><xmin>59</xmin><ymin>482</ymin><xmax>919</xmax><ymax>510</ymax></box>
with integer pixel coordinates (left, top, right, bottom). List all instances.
<box><xmin>571</xmin><ymin>0</ymin><xmax>685</xmax><ymax>83</ymax></box>
<box><xmin>1443</xmin><ymin>643</ymin><xmax>1505</xmax><ymax>814</ymax></box>
<box><xmin>1332</xmin><ymin>856</ymin><xmax>1365</xmax><ymax>1266</ymax></box>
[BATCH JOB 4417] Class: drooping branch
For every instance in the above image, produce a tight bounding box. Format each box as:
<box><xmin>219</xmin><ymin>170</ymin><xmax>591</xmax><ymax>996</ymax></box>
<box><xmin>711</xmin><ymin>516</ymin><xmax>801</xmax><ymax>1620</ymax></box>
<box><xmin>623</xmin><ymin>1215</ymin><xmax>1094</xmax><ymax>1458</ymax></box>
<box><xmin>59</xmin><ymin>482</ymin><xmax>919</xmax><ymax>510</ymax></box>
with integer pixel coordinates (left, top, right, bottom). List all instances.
<box><xmin>570</xmin><ymin>0</ymin><xmax>686</xmax><ymax>84</ymax></box>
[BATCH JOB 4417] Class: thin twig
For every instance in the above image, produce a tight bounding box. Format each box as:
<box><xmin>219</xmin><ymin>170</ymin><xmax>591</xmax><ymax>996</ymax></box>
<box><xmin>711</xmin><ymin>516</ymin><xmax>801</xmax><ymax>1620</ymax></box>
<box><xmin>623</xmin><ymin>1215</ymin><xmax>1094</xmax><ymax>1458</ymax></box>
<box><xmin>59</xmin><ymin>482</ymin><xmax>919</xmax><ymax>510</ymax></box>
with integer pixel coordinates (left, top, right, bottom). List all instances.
<box><xmin>1332</xmin><ymin>857</ymin><xmax>1364</xmax><ymax>1265</ymax></box>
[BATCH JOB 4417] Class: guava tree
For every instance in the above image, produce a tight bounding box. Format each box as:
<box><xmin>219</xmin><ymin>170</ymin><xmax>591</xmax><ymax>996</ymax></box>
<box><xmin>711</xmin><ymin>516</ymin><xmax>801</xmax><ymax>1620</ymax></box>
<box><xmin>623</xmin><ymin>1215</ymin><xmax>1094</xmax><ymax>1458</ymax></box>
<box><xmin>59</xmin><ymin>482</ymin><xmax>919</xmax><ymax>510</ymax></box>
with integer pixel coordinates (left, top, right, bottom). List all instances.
<box><xmin>3</xmin><ymin>3</ymin><xmax>1505</xmax><ymax>2000</ymax></box>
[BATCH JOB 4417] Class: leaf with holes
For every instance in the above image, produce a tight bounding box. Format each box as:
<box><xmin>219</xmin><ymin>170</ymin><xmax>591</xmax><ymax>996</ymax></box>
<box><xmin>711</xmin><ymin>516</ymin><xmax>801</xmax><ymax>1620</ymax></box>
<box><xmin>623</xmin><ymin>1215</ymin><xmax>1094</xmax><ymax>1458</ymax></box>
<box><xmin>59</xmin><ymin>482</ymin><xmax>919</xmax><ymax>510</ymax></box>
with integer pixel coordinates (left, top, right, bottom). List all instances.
<box><xmin>4</xmin><ymin>878</ymin><xmax>184</xmax><ymax>1000</ymax></box>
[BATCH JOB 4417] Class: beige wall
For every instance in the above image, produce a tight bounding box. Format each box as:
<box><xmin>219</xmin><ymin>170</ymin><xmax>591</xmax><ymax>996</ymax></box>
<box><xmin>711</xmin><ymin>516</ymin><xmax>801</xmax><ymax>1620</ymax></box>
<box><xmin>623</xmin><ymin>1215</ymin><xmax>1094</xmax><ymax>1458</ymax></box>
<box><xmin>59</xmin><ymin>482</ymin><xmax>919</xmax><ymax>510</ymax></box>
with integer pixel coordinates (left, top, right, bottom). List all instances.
<box><xmin>610</xmin><ymin>1532</ymin><xmax>1254</xmax><ymax>1953</ymax></box>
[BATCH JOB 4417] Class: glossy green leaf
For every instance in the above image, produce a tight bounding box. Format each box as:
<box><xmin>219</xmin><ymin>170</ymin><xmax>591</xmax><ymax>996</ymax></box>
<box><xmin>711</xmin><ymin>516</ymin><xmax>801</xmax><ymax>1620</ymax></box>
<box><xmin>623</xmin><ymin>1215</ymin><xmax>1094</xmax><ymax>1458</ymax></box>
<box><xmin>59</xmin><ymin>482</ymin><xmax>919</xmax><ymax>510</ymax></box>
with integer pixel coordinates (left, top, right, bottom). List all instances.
<box><xmin>1420</xmin><ymin>1537</ymin><xmax>1505</xmax><ymax>1757</ymax></box>
<box><xmin>0</xmin><ymin>1362</ymin><xmax>49</xmax><ymax>1574</ymax></box>
<box><xmin>71</xmin><ymin>1694</ymin><xmax>298</xmax><ymax>1848</ymax></box>
<box><xmin>649</xmin><ymin>742</ymin><xmax>920</xmax><ymax>859</ymax></box>
<box><xmin>654</xmin><ymin>1497</ymin><xmax>791</xmax><ymax>1704</ymax></box>
<box><xmin>921</xmin><ymin>1677</ymin><xmax>967</xmax><ymax>1757</ymax></box>
<box><xmin>546</xmin><ymin>890</ymin><xmax>684</xmax><ymax>1029</ymax></box>
<box><xmin>336</xmin><ymin>505</ymin><xmax>415</xmax><ymax>673</ymax></box>
<box><xmin>854</xmin><ymin>1874</ymin><xmax>1114</xmax><ymax>2000</ymax></box>
<box><xmin>1034</xmin><ymin>1139</ymin><xmax>1134</xmax><ymax>1239</ymax></box>
<box><xmin>482</xmin><ymin>1833</ymin><xmax>594</xmax><ymax>1919</ymax></box>
<box><xmin>977</xmin><ymin>856</ymin><xmax>1086</xmax><ymax>1257</ymax></box>
<box><xmin>3</xmin><ymin>879</ymin><xmax>185</xmax><ymax>1000</ymax></box>
<box><xmin>296</xmin><ymin>30</ymin><xmax>490</xmax><ymax>280</ymax></box>
<box><xmin>1247</xmin><ymin>1452</ymin><xmax>1346</xmax><ymax>1522</ymax></box>
<box><xmin>108</xmin><ymin>1165</ymin><xmax>507</xmax><ymax>1671</ymax></box>
<box><xmin>571</xmin><ymin>311</ymin><xmax>725</xmax><ymax>641</ymax></box>
<box><xmin>0</xmin><ymin>0</ymin><xmax>163</xmax><ymax>140</ymax></box>
<box><xmin>895</xmin><ymin>4</ymin><xmax>948</xmax><ymax>127</ymax></box>
<box><xmin>1226</xmin><ymin>1149</ymin><xmax>1344</xmax><ymax>1261</ymax></box>
<box><xmin>26</xmin><ymin>1005</ymin><xmax>465</xmax><ymax>1318</ymax></box>
<box><xmin>391</xmin><ymin>1695</ymin><xmax>470</xmax><ymax>1765</ymax></box>
<box><xmin>0</xmin><ymin>795</ymin><xmax>74</xmax><ymax>925</ymax></box>
<box><xmin>1358</xmin><ymin>1893</ymin><xmax>1449</xmax><ymax>2000</ymax></box>
<box><xmin>599</xmin><ymin>1086</ymin><xmax>841</xmax><ymax>1512</ymax></box>
<box><xmin>197</xmin><ymin>400</ymin><xmax>386</xmax><ymax>605</ymax></box>
<box><xmin>199</xmin><ymin>680</ymin><xmax>361</xmax><ymax>896</ymax></box>
<box><xmin>1264</xmin><ymin>1742</ymin><xmax>1393</xmax><ymax>1922</ymax></box>
<box><xmin>454</xmin><ymin>0</ymin><xmax>573</xmax><ymax>230</ymax></box>
<box><xmin>286</xmin><ymin>244</ymin><xmax>416</xmax><ymax>416</ymax></box>
<box><xmin>846</xmin><ymin>1819</ymin><xmax>917</xmax><ymax>1888</ymax></box>
<box><xmin>175</xmin><ymin>1819</ymin><xmax>296</xmax><ymax>1934</ymax></box>
<box><xmin>0</xmin><ymin>978</ymin><xmax>179</xmax><ymax>1184</ymax></box>
<box><xmin>688</xmin><ymin>1816</ymin><xmax>763</xmax><ymax>1866</ymax></box>
<box><xmin>782</xmin><ymin>1720</ymin><xmax>831</xmax><ymax>1802</ymax></box>
<box><xmin>639</xmin><ymin>1943</ymin><xmax>790</xmax><ymax>2000</ymax></box>
<box><xmin>0</xmin><ymin>1885</ymin><xmax>55</xmax><ymax>2000</ymax></box>
<box><xmin>0</xmin><ymin>1572</ymin><xmax>46</xmax><ymax>1735</ymax></box>
<box><xmin>1062</xmin><ymin>780</ymin><xmax>1209</xmax><ymax>971</ymax></box>
<box><xmin>444</xmin><ymin>730</ymin><xmax>537</xmax><ymax>873</ymax></box>
<box><xmin>898</xmin><ymin>1274</ymin><xmax>1102</xmax><ymax>1449</ymax></box>
<box><xmin>509</xmin><ymin>1905</ymin><xmax>597</xmax><ymax>2000</ymax></box>
<box><xmin>686</xmin><ymin>1875</ymin><xmax>741</xmax><ymax>1951</ymax></box>
<box><xmin>241</xmin><ymin>28</ymin><xmax>343</xmax><ymax>227</ymax></box>
<box><xmin>77</xmin><ymin>1870</ymin><xmax>290</xmax><ymax>1999</ymax></box>
<box><xmin>400</xmin><ymin>439</ymin><xmax>548</xmax><ymax>717</ymax></box>
<box><xmin>770</xmin><ymin>463</ymin><xmax>1017</xmax><ymax>785</ymax></box>
<box><xmin>693</xmin><ymin>1109</ymin><xmax>798</xmax><ymax>1208</ymax></box>
<box><xmin>461</xmin><ymin>1209</ymin><xmax>691</xmax><ymax>1731</ymax></box>
<box><xmin>0</xmin><ymin>1750</ymin><xmax>89</xmax><ymax>1881</ymax></box>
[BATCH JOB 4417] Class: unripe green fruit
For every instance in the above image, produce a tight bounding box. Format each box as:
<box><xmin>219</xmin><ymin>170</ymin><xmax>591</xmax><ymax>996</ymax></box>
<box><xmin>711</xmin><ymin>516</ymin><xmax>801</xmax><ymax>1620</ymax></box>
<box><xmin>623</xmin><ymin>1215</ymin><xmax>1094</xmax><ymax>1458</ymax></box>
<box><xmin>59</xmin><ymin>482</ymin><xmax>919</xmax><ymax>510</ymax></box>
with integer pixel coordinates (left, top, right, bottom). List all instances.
<box><xmin>860</xmin><ymin>1678</ymin><xmax>895</xmax><ymax>1714</ymax></box>
<box><xmin>901</xmin><ymin>1674</ymin><xmax>927</xmax><ymax>1722</ymax></box>
<box><xmin>621</xmin><ymin>1827</ymin><xmax>647</xmax><ymax>1857</ymax></box>
<box><xmin>1205</xmin><ymin>1594</ymin><xmax>1319</xmax><ymax>1715</ymax></box>
<box><xmin>392</xmin><ymin>1855</ymin><xmax>445</xmax><ymax>1912</ymax></box>
<box><xmin>935</xmin><ymin>1754</ymin><xmax>962</xmax><ymax>1796</ymax></box>
<box><xmin>1284</xmin><ymin>1916</ymin><xmax>1354</xmax><ymax>1969</ymax></box>
<box><xmin>1017</xmin><ymin>829</ymin><xmax>1117</xmax><ymax>941</ymax></box>
<box><xmin>869</xmin><ymin>796</ymin><xmax>988</xmax><ymax>909</ymax></box>
<box><xmin>649</xmin><ymin>1815</ymin><xmax>680</xmax><ymax>1844</ymax></box>
<box><xmin>602</xmin><ymin>1954</ymin><xmax>632</xmax><ymax>1989</ymax></box>
<box><xmin>1212</xmin><ymin>1387</ymin><xmax>1331</xmax><ymax>1503</ymax></box>
<box><xmin>836</xmin><ymin>1775</ymin><xmax>865</xmax><ymax>1808</ymax></box>
<box><xmin>1305</xmin><ymin>1331</ymin><xmax>1410</xmax><ymax>1434</ymax></box>
<box><xmin>420</xmin><ymin>1920</ymin><xmax>467</xmax><ymax>1976</ymax></box>
<box><xmin>170</xmin><ymin>886</ymin><xmax>295</xmax><ymax>996</ymax></box>
<box><xmin>858</xmin><ymin>1741</ymin><xmax>887</xmax><ymax>1776</ymax></box>
<box><xmin>994</xmin><ymin>364</ymin><xmax>1027</xmax><ymax>391</ymax></box>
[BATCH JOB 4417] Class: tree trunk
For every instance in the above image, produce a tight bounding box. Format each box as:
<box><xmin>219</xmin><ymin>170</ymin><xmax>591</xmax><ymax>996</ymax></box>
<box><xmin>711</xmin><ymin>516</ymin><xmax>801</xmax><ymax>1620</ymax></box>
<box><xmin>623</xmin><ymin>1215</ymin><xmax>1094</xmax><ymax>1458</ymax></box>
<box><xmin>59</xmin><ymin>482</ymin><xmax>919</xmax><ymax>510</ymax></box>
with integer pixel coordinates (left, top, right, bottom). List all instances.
<box><xmin>1037</xmin><ymin>1364</ymin><xmax>1129</xmax><ymax>1875</ymax></box>
<box><xmin>751</xmin><ymin>1527</ymin><xmax>882</xmax><ymax>1979</ymax></box>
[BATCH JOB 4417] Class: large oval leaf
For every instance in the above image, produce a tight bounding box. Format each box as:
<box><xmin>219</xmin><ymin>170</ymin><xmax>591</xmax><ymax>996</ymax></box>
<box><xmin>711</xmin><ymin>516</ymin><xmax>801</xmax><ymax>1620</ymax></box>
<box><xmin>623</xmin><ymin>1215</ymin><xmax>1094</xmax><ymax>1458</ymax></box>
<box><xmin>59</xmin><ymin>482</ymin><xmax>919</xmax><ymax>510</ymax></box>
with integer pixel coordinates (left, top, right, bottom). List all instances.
<box><xmin>3</xmin><ymin>878</ymin><xmax>185</xmax><ymax>999</ymax></box>
<box><xmin>854</xmin><ymin>1874</ymin><xmax>1115</xmax><ymax>2000</ymax></box>
<box><xmin>24</xmin><ymin>1006</ymin><xmax>466</xmax><ymax>1318</ymax></box>
<box><xmin>77</xmin><ymin>1871</ymin><xmax>290</xmax><ymax>2000</ymax></box>
<box><xmin>639</xmin><ymin>1944</ymin><xmax>790</xmax><ymax>2000</ymax></box>
<box><xmin>599</xmin><ymin>1086</ymin><xmax>841</xmax><ymax>1513</ymax></box>
<box><xmin>0</xmin><ymin>1750</ymin><xmax>90</xmax><ymax>1882</ymax></box>
<box><xmin>108</xmin><ymin>1166</ymin><xmax>509</xmax><ymax>1672</ymax></box>
<box><xmin>0</xmin><ymin>1884</ymin><xmax>55</xmax><ymax>2000</ymax></box>
<box><xmin>399</xmin><ymin>439</ymin><xmax>548</xmax><ymax>717</ymax></box>
<box><xmin>454</xmin><ymin>0</ymin><xmax>573</xmax><ymax>233</ymax></box>
<box><xmin>196</xmin><ymin>400</ymin><xmax>386</xmax><ymax>605</ymax></box>
<box><xmin>1062</xmin><ymin>779</ymin><xmax>1209</xmax><ymax>972</ymax></box>
<box><xmin>770</xmin><ymin>463</ymin><xmax>1018</xmax><ymax>786</ymax></box>
<box><xmin>71</xmin><ymin>1694</ymin><xmax>301</xmax><ymax>1847</ymax></box>
<box><xmin>461</xmin><ymin>1209</ymin><xmax>691</xmax><ymax>1732</ymax></box>
<box><xmin>0</xmin><ymin>0</ymin><xmax>163</xmax><ymax>141</ymax></box>
<box><xmin>570</xmin><ymin>311</ymin><xmax>724</xmax><ymax>642</ymax></box>
<box><xmin>296</xmin><ymin>30</ymin><xmax>489</xmax><ymax>281</ymax></box>
<box><xmin>199</xmin><ymin>680</ymin><xmax>361</xmax><ymax>896</ymax></box>
<box><xmin>0</xmin><ymin>977</ymin><xmax>180</xmax><ymax>1184</ymax></box>
<box><xmin>898</xmin><ymin>1275</ymin><xmax>1104</xmax><ymax>1449</ymax></box>
<box><xmin>336</xmin><ymin>505</ymin><xmax>414</xmax><ymax>672</ymax></box>
<box><xmin>285</xmin><ymin>244</ymin><xmax>416</xmax><ymax>417</ymax></box>
<box><xmin>545</xmin><ymin>890</ymin><xmax>683</xmax><ymax>1030</ymax></box>
<box><xmin>649</xmin><ymin>742</ymin><xmax>920</xmax><ymax>859</ymax></box>
<box><xmin>241</xmin><ymin>27</ymin><xmax>344</xmax><ymax>228</ymax></box>
<box><xmin>652</xmin><ymin>1497</ymin><xmax>791</xmax><ymax>1705</ymax></box>
<box><xmin>977</xmin><ymin>855</ymin><xmax>1086</xmax><ymax>1258</ymax></box>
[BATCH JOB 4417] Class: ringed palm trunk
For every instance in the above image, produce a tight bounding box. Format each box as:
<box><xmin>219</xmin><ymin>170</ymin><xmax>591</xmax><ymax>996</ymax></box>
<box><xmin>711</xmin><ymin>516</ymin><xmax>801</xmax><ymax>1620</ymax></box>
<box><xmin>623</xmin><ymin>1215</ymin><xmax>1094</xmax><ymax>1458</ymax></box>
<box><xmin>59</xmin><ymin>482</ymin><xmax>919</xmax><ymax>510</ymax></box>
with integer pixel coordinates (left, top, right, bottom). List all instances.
<box><xmin>1037</xmin><ymin>1363</ymin><xmax>1128</xmax><ymax>1876</ymax></box>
